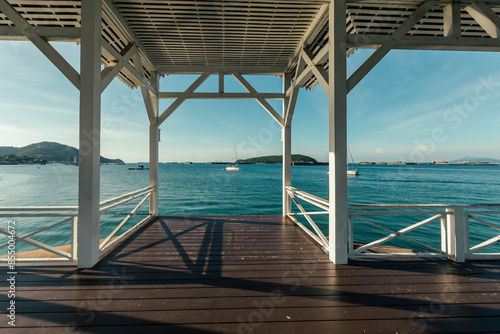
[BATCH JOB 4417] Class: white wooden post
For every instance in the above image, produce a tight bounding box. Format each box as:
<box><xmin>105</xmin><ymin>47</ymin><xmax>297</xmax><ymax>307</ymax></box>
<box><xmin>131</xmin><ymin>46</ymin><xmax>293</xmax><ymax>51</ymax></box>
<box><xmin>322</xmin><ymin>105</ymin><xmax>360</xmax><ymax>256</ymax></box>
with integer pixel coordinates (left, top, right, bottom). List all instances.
<box><xmin>77</xmin><ymin>0</ymin><xmax>102</xmax><ymax>268</ymax></box>
<box><xmin>149</xmin><ymin>73</ymin><xmax>160</xmax><ymax>216</ymax></box>
<box><xmin>328</xmin><ymin>0</ymin><xmax>348</xmax><ymax>264</ymax></box>
<box><xmin>446</xmin><ymin>207</ymin><xmax>466</xmax><ymax>262</ymax></box>
<box><xmin>149</xmin><ymin>124</ymin><xmax>159</xmax><ymax>216</ymax></box>
<box><xmin>441</xmin><ymin>216</ymin><xmax>448</xmax><ymax>254</ymax></box>
<box><xmin>454</xmin><ymin>207</ymin><xmax>466</xmax><ymax>262</ymax></box>
<box><xmin>71</xmin><ymin>216</ymin><xmax>78</xmax><ymax>261</ymax></box>
<box><xmin>282</xmin><ymin>73</ymin><xmax>292</xmax><ymax>216</ymax></box>
<box><xmin>348</xmin><ymin>214</ymin><xmax>354</xmax><ymax>256</ymax></box>
<box><xmin>446</xmin><ymin>208</ymin><xmax>456</xmax><ymax>259</ymax></box>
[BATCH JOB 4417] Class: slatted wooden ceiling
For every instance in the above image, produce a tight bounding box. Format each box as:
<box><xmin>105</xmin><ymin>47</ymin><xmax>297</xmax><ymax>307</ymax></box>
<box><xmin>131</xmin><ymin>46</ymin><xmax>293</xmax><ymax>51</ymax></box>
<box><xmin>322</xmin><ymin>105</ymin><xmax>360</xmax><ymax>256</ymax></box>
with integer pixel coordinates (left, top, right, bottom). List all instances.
<box><xmin>114</xmin><ymin>0</ymin><xmax>328</xmax><ymax>68</ymax></box>
<box><xmin>1</xmin><ymin>0</ymin><xmax>500</xmax><ymax>89</ymax></box>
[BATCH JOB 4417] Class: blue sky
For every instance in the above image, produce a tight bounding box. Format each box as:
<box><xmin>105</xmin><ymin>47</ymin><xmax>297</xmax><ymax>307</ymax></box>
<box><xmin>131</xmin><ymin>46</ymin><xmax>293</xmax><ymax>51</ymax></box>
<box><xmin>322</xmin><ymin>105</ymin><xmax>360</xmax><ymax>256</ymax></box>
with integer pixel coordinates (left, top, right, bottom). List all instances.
<box><xmin>1</xmin><ymin>40</ymin><xmax>500</xmax><ymax>163</ymax></box>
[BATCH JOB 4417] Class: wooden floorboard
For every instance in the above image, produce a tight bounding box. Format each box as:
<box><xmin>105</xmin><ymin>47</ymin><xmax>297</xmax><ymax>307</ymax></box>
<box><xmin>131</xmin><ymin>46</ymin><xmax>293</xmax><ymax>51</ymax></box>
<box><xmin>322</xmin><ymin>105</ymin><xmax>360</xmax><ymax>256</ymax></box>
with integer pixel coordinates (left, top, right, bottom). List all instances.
<box><xmin>2</xmin><ymin>215</ymin><xmax>500</xmax><ymax>333</ymax></box>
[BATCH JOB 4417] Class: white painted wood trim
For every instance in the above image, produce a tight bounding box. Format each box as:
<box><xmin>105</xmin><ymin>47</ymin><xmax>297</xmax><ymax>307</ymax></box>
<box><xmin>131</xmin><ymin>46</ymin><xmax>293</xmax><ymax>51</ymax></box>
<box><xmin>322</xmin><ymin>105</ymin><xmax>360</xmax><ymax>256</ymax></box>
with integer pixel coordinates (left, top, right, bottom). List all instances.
<box><xmin>77</xmin><ymin>0</ymin><xmax>102</xmax><ymax>269</ymax></box>
<box><xmin>328</xmin><ymin>0</ymin><xmax>348</xmax><ymax>264</ymax></box>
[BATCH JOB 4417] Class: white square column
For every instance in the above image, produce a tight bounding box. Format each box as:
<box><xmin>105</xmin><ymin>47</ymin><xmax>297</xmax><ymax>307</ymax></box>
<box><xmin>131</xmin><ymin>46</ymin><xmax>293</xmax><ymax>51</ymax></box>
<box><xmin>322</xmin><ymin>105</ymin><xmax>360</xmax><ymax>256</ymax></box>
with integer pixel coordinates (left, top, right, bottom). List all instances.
<box><xmin>149</xmin><ymin>73</ymin><xmax>160</xmax><ymax>216</ymax></box>
<box><xmin>282</xmin><ymin>73</ymin><xmax>292</xmax><ymax>216</ymax></box>
<box><xmin>149</xmin><ymin>123</ymin><xmax>160</xmax><ymax>215</ymax></box>
<box><xmin>77</xmin><ymin>0</ymin><xmax>102</xmax><ymax>268</ymax></box>
<box><xmin>328</xmin><ymin>0</ymin><xmax>348</xmax><ymax>264</ymax></box>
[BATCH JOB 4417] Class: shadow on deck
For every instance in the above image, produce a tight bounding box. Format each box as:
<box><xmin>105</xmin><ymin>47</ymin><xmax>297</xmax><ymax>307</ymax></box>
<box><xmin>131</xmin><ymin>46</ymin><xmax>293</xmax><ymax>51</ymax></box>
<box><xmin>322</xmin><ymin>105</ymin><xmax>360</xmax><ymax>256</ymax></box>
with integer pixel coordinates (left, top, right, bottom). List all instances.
<box><xmin>1</xmin><ymin>215</ymin><xmax>500</xmax><ymax>333</ymax></box>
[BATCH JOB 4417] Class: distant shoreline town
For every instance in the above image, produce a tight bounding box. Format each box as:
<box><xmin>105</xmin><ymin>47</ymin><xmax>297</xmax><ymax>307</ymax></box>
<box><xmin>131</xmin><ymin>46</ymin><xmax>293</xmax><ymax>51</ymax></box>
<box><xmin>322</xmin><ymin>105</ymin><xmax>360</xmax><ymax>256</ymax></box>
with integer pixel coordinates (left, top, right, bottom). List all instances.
<box><xmin>0</xmin><ymin>141</ymin><xmax>123</xmax><ymax>165</ymax></box>
<box><xmin>357</xmin><ymin>161</ymin><xmax>500</xmax><ymax>166</ymax></box>
<box><xmin>1</xmin><ymin>142</ymin><xmax>499</xmax><ymax>166</ymax></box>
<box><xmin>175</xmin><ymin>160</ymin><xmax>500</xmax><ymax>166</ymax></box>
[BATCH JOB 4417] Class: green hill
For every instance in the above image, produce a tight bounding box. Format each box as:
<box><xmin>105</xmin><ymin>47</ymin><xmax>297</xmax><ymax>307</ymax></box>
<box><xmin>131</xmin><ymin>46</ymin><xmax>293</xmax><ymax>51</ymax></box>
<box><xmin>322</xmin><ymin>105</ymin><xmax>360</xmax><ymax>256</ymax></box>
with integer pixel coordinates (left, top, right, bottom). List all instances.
<box><xmin>0</xmin><ymin>141</ymin><xmax>124</xmax><ymax>164</ymax></box>
<box><xmin>237</xmin><ymin>154</ymin><xmax>317</xmax><ymax>164</ymax></box>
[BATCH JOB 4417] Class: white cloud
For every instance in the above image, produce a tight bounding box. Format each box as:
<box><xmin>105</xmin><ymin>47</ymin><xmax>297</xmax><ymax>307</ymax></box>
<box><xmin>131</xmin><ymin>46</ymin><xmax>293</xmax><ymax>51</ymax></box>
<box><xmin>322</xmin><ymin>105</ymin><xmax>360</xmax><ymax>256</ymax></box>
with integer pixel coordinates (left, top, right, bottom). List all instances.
<box><xmin>0</xmin><ymin>124</ymin><xmax>30</xmax><ymax>135</ymax></box>
<box><xmin>375</xmin><ymin>148</ymin><xmax>384</xmax><ymax>154</ymax></box>
<box><xmin>415</xmin><ymin>144</ymin><xmax>432</xmax><ymax>152</ymax></box>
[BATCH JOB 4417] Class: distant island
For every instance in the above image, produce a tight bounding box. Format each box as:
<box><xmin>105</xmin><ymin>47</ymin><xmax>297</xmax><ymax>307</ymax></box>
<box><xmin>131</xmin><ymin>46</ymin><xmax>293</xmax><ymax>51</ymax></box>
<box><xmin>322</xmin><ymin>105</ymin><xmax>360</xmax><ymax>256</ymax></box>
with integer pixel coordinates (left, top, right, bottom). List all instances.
<box><xmin>0</xmin><ymin>141</ymin><xmax>124</xmax><ymax>165</ymax></box>
<box><xmin>235</xmin><ymin>154</ymin><xmax>325</xmax><ymax>165</ymax></box>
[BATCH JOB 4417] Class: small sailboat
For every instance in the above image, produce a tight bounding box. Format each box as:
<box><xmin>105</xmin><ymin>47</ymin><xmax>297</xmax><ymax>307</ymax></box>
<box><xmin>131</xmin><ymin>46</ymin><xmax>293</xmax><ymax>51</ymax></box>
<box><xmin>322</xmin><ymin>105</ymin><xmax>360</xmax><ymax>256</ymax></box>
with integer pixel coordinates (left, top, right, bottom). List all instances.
<box><xmin>226</xmin><ymin>143</ymin><xmax>240</xmax><ymax>171</ymax></box>
<box><xmin>347</xmin><ymin>145</ymin><xmax>360</xmax><ymax>176</ymax></box>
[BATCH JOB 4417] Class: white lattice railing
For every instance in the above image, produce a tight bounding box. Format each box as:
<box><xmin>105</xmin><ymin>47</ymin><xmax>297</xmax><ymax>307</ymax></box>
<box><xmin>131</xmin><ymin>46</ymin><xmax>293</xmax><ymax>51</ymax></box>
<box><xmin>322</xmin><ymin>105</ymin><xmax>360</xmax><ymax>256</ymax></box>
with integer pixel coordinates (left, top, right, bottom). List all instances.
<box><xmin>348</xmin><ymin>204</ymin><xmax>450</xmax><ymax>258</ymax></box>
<box><xmin>0</xmin><ymin>206</ymin><xmax>78</xmax><ymax>261</ymax></box>
<box><xmin>286</xmin><ymin>187</ymin><xmax>330</xmax><ymax>253</ymax></box>
<box><xmin>0</xmin><ymin>186</ymin><xmax>155</xmax><ymax>262</ymax></box>
<box><xmin>465</xmin><ymin>206</ymin><xmax>500</xmax><ymax>257</ymax></box>
<box><xmin>286</xmin><ymin>186</ymin><xmax>500</xmax><ymax>261</ymax></box>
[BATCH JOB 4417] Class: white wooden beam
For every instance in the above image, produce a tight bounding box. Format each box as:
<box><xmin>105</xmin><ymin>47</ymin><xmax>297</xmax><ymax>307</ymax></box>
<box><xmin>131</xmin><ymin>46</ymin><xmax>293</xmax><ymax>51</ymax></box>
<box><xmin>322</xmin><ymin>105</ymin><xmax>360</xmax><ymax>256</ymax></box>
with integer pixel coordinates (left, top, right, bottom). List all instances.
<box><xmin>345</xmin><ymin>34</ymin><xmax>500</xmax><ymax>51</ymax></box>
<box><xmin>293</xmin><ymin>42</ymin><xmax>329</xmax><ymax>88</ymax></box>
<box><xmin>159</xmin><ymin>65</ymin><xmax>285</xmax><ymax>75</ymax></box>
<box><xmin>232</xmin><ymin>72</ymin><xmax>284</xmax><ymax>127</ymax></box>
<box><xmin>285</xmin><ymin>55</ymin><xmax>304</xmax><ymax>127</ymax></box>
<box><xmin>78</xmin><ymin>0</ymin><xmax>102</xmax><ymax>269</ymax></box>
<box><xmin>0</xmin><ymin>26</ymin><xmax>80</xmax><ymax>41</ymax></box>
<box><xmin>443</xmin><ymin>2</ymin><xmax>461</xmax><ymax>37</ymax></box>
<box><xmin>465</xmin><ymin>2</ymin><xmax>500</xmax><ymax>38</ymax></box>
<box><xmin>157</xmin><ymin>73</ymin><xmax>210</xmax><ymax>125</ymax></box>
<box><xmin>347</xmin><ymin>0</ymin><xmax>438</xmax><ymax>94</ymax></box>
<box><xmin>132</xmin><ymin>48</ymin><xmax>156</xmax><ymax>124</ymax></box>
<box><xmin>149</xmin><ymin>72</ymin><xmax>160</xmax><ymax>216</ymax></box>
<box><xmin>282</xmin><ymin>73</ymin><xmax>292</xmax><ymax>216</ymax></box>
<box><xmin>285</xmin><ymin>84</ymin><xmax>300</xmax><ymax>128</ymax></box>
<box><xmin>0</xmin><ymin>0</ymin><xmax>80</xmax><ymax>90</ymax></box>
<box><xmin>101</xmin><ymin>43</ymin><xmax>137</xmax><ymax>93</ymax></box>
<box><xmin>301</xmin><ymin>48</ymin><xmax>329</xmax><ymax>93</ymax></box>
<box><xmin>219</xmin><ymin>73</ymin><xmax>224</xmax><ymax>93</ymax></box>
<box><xmin>294</xmin><ymin>65</ymin><xmax>315</xmax><ymax>89</ymax></box>
<box><xmin>329</xmin><ymin>0</ymin><xmax>348</xmax><ymax>265</ymax></box>
<box><xmin>157</xmin><ymin>92</ymin><xmax>285</xmax><ymax>99</ymax></box>
<box><xmin>312</xmin><ymin>42</ymin><xmax>330</xmax><ymax>66</ymax></box>
<box><xmin>100</xmin><ymin>39</ymin><xmax>157</xmax><ymax>95</ymax></box>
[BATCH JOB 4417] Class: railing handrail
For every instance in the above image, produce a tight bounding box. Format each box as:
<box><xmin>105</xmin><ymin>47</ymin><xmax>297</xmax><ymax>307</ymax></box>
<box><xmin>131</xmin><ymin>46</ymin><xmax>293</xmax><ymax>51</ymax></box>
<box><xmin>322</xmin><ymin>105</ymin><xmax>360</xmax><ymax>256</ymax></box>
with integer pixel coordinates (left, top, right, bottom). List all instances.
<box><xmin>0</xmin><ymin>186</ymin><xmax>155</xmax><ymax>214</ymax></box>
<box><xmin>98</xmin><ymin>186</ymin><xmax>154</xmax><ymax>208</ymax></box>
<box><xmin>350</xmin><ymin>204</ymin><xmax>500</xmax><ymax>209</ymax></box>
<box><xmin>0</xmin><ymin>186</ymin><xmax>155</xmax><ymax>263</ymax></box>
<box><xmin>287</xmin><ymin>187</ymin><xmax>500</xmax><ymax>210</ymax></box>
<box><xmin>286</xmin><ymin>186</ymin><xmax>330</xmax><ymax>207</ymax></box>
<box><xmin>287</xmin><ymin>187</ymin><xmax>500</xmax><ymax>261</ymax></box>
<box><xmin>0</xmin><ymin>206</ymin><xmax>78</xmax><ymax>212</ymax></box>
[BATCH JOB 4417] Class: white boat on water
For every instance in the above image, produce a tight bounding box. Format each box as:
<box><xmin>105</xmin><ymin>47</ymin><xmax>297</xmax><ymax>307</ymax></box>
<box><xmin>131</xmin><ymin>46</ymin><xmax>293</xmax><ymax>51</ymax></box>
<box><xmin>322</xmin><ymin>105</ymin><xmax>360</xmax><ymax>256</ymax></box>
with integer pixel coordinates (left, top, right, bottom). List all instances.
<box><xmin>225</xmin><ymin>143</ymin><xmax>240</xmax><ymax>171</ymax></box>
<box><xmin>226</xmin><ymin>163</ymin><xmax>239</xmax><ymax>171</ymax></box>
<box><xmin>328</xmin><ymin>169</ymin><xmax>360</xmax><ymax>176</ymax></box>
<box><xmin>347</xmin><ymin>169</ymin><xmax>360</xmax><ymax>176</ymax></box>
<box><xmin>347</xmin><ymin>145</ymin><xmax>360</xmax><ymax>176</ymax></box>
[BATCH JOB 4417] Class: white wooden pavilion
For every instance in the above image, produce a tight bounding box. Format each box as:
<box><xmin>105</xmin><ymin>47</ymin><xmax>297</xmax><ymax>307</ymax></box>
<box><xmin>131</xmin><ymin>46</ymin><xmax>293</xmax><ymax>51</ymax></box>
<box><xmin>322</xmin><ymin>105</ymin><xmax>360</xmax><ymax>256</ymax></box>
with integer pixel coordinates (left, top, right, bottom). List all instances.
<box><xmin>2</xmin><ymin>0</ymin><xmax>500</xmax><ymax>268</ymax></box>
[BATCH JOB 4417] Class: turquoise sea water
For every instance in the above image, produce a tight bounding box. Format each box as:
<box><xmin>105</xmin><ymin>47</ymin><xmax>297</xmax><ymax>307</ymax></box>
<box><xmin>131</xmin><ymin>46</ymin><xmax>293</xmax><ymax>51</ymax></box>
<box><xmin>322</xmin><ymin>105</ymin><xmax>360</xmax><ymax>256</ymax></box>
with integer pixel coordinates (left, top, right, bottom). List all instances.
<box><xmin>1</xmin><ymin>163</ymin><xmax>500</xmax><ymax>254</ymax></box>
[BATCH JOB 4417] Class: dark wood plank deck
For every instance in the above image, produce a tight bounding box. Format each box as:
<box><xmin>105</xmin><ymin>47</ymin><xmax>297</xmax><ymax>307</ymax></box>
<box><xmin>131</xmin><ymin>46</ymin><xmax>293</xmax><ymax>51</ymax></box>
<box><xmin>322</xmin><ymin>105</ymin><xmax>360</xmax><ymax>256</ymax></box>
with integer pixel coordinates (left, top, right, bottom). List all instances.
<box><xmin>2</xmin><ymin>215</ymin><xmax>500</xmax><ymax>333</ymax></box>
